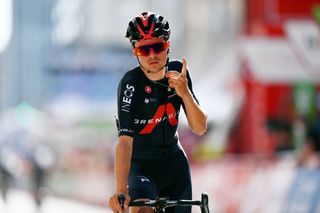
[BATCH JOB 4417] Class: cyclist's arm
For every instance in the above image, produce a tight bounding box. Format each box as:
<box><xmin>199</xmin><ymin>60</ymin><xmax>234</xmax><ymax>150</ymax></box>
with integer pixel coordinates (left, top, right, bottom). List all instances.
<box><xmin>108</xmin><ymin>135</ymin><xmax>132</xmax><ymax>212</ymax></box>
<box><xmin>115</xmin><ymin>135</ymin><xmax>133</xmax><ymax>194</ymax></box>
<box><xmin>181</xmin><ymin>91</ymin><xmax>207</xmax><ymax>135</ymax></box>
<box><xmin>180</xmin><ymin>60</ymin><xmax>207</xmax><ymax>135</ymax></box>
<box><xmin>115</xmin><ymin>76</ymin><xmax>135</xmax><ymax>194</ymax></box>
<box><xmin>167</xmin><ymin>59</ymin><xmax>207</xmax><ymax>135</ymax></box>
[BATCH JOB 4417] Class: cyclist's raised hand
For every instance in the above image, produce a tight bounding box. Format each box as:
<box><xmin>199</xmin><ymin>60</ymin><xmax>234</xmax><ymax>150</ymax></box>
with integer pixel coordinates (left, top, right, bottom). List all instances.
<box><xmin>166</xmin><ymin>58</ymin><xmax>189</xmax><ymax>98</ymax></box>
<box><xmin>108</xmin><ymin>193</ymin><xmax>130</xmax><ymax>213</ymax></box>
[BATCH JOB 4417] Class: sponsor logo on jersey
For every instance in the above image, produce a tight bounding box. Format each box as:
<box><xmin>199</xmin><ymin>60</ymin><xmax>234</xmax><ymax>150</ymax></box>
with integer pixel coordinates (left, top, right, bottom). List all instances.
<box><xmin>137</xmin><ymin>103</ymin><xmax>178</xmax><ymax>134</ymax></box>
<box><xmin>121</xmin><ymin>84</ymin><xmax>135</xmax><ymax>112</ymax></box>
<box><xmin>144</xmin><ymin>98</ymin><xmax>157</xmax><ymax>104</ymax></box>
<box><xmin>145</xmin><ymin>86</ymin><xmax>152</xmax><ymax>93</ymax></box>
<box><xmin>119</xmin><ymin>128</ymin><xmax>134</xmax><ymax>134</ymax></box>
<box><xmin>137</xmin><ymin>176</ymin><xmax>150</xmax><ymax>183</ymax></box>
<box><xmin>134</xmin><ymin>115</ymin><xmax>173</xmax><ymax>124</ymax></box>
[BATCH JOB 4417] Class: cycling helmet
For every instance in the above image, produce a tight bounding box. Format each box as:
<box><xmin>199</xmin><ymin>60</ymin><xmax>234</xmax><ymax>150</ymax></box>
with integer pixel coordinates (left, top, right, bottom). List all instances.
<box><xmin>126</xmin><ymin>12</ymin><xmax>171</xmax><ymax>44</ymax></box>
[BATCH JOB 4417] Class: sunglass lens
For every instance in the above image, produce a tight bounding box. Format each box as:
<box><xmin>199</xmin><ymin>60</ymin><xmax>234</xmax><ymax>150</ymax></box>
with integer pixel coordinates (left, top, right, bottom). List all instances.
<box><xmin>152</xmin><ymin>43</ymin><xmax>165</xmax><ymax>53</ymax></box>
<box><xmin>134</xmin><ymin>42</ymin><xmax>166</xmax><ymax>56</ymax></box>
<box><xmin>139</xmin><ymin>46</ymin><xmax>150</xmax><ymax>56</ymax></box>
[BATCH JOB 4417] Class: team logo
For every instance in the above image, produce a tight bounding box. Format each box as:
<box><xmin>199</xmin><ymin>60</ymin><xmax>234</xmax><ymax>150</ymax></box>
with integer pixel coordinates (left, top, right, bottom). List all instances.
<box><xmin>121</xmin><ymin>84</ymin><xmax>135</xmax><ymax>112</ymax></box>
<box><xmin>138</xmin><ymin>103</ymin><xmax>178</xmax><ymax>134</ymax></box>
<box><xmin>145</xmin><ymin>86</ymin><xmax>152</xmax><ymax>93</ymax></box>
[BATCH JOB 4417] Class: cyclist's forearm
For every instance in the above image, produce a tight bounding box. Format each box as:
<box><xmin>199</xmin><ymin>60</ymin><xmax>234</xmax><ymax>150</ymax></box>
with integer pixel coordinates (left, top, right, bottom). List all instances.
<box><xmin>182</xmin><ymin>92</ymin><xmax>207</xmax><ymax>135</ymax></box>
<box><xmin>114</xmin><ymin>136</ymin><xmax>133</xmax><ymax>193</ymax></box>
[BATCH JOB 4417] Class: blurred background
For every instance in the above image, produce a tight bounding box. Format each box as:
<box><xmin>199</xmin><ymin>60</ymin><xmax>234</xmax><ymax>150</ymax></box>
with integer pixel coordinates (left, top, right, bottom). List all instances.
<box><xmin>0</xmin><ymin>0</ymin><xmax>320</xmax><ymax>212</ymax></box>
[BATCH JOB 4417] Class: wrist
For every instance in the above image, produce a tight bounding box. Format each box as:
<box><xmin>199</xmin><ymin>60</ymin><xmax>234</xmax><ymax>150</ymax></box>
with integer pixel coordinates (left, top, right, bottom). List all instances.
<box><xmin>116</xmin><ymin>188</ymin><xmax>128</xmax><ymax>195</ymax></box>
<box><xmin>181</xmin><ymin>89</ymin><xmax>192</xmax><ymax>100</ymax></box>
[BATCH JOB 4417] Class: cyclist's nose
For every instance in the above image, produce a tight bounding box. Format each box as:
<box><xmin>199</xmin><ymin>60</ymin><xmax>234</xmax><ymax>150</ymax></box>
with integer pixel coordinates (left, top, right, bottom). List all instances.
<box><xmin>148</xmin><ymin>48</ymin><xmax>157</xmax><ymax>57</ymax></box>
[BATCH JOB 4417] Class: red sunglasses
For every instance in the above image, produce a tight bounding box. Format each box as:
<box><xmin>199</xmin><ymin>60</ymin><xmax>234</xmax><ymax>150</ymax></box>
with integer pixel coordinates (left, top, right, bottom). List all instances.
<box><xmin>133</xmin><ymin>41</ymin><xmax>170</xmax><ymax>56</ymax></box>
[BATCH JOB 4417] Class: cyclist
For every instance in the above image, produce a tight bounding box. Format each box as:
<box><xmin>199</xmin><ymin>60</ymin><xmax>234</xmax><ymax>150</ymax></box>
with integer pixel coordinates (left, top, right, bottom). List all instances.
<box><xmin>108</xmin><ymin>11</ymin><xmax>207</xmax><ymax>213</ymax></box>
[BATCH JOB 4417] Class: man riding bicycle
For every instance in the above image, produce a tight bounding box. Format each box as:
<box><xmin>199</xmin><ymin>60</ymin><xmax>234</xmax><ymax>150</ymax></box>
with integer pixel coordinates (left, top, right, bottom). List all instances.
<box><xmin>108</xmin><ymin>11</ymin><xmax>207</xmax><ymax>213</ymax></box>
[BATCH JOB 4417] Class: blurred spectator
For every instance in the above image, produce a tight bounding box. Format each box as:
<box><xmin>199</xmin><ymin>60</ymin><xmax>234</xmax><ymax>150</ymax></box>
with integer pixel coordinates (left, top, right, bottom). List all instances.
<box><xmin>266</xmin><ymin>118</ymin><xmax>294</xmax><ymax>153</ymax></box>
<box><xmin>0</xmin><ymin>146</ymin><xmax>15</xmax><ymax>202</ymax></box>
<box><xmin>297</xmin><ymin>123</ymin><xmax>320</xmax><ymax>168</ymax></box>
<box><xmin>29</xmin><ymin>143</ymin><xmax>56</xmax><ymax>207</ymax></box>
<box><xmin>0</xmin><ymin>162</ymin><xmax>11</xmax><ymax>202</ymax></box>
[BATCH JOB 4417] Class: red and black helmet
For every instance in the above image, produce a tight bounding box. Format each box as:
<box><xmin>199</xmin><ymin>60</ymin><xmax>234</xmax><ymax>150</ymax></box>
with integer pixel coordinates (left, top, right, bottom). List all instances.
<box><xmin>126</xmin><ymin>12</ymin><xmax>171</xmax><ymax>44</ymax></box>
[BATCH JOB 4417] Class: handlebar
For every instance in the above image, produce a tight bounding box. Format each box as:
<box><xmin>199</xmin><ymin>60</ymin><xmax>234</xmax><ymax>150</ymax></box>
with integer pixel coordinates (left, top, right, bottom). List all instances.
<box><xmin>118</xmin><ymin>193</ymin><xmax>210</xmax><ymax>213</ymax></box>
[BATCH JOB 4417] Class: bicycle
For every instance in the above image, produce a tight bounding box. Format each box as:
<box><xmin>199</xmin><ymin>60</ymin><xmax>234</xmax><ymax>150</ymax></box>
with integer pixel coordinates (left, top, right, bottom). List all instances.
<box><xmin>119</xmin><ymin>192</ymin><xmax>210</xmax><ymax>213</ymax></box>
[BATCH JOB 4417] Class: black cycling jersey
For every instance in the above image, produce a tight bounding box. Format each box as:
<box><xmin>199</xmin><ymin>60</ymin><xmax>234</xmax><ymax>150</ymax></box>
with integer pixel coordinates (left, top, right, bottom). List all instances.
<box><xmin>117</xmin><ymin>60</ymin><xmax>198</xmax><ymax>159</ymax></box>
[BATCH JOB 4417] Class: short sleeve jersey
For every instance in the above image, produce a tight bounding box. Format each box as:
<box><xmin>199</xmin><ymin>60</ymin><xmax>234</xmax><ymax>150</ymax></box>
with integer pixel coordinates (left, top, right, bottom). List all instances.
<box><xmin>117</xmin><ymin>60</ymin><xmax>198</xmax><ymax>159</ymax></box>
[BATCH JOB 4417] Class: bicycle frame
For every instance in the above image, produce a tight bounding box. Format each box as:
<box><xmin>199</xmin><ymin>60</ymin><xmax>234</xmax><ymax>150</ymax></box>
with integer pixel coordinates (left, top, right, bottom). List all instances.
<box><xmin>119</xmin><ymin>193</ymin><xmax>210</xmax><ymax>213</ymax></box>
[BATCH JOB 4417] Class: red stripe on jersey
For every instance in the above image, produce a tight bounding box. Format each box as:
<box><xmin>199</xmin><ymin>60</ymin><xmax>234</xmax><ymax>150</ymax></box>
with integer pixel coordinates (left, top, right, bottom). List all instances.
<box><xmin>139</xmin><ymin>104</ymin><xmax>166</xmax><ymax>134</ymax></box>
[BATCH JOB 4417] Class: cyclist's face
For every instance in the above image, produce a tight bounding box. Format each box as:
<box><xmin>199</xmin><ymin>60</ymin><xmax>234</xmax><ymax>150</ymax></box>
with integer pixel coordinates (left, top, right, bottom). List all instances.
<box><xmin>134</xmin><ymin>37</ymin><xmax>169</xmax><ymax>73</ymax></box>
